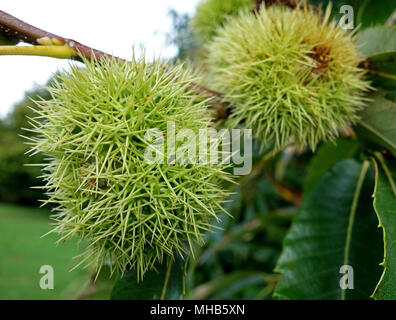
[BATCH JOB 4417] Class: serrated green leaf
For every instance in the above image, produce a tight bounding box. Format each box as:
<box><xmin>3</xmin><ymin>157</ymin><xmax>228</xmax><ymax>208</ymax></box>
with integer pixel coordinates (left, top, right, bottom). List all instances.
<box><xmin>372</xmin><ymin>157</ymin><xmax>396</xmax><ymax>300</ymax></box>
<box><xmin>304</xmin><ymin>139</ymin><xmax>360</xmax><ymax>194</ymax></box>
<box><xmin>110</xmin><ymin>258</ymin><xmax>185</xmax><ymax>300</ymax></box>
<box><xmin>274</xmin><ymin>159</ymin><xmax>383</xmax><ymax>299</ymax></box>
<box><xmin>355</xmin><ymin>92</ymin><xmax>396</xmax><ymax>157</ymax></box>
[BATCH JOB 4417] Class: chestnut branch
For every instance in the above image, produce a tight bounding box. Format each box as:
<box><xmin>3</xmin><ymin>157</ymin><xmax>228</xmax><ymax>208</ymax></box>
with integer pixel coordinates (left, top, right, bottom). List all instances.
<box><xmin>0</xmin><ymin>10</ymin><xmax>229</xmax><ymax>119</ymax></box>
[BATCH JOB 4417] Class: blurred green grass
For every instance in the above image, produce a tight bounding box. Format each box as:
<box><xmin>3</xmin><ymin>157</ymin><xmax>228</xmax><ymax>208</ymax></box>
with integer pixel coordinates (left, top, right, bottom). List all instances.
<box><xmin>0</xmin><ymin>203</ymin><xmax>92</xmax><ymax>299</ymax></box>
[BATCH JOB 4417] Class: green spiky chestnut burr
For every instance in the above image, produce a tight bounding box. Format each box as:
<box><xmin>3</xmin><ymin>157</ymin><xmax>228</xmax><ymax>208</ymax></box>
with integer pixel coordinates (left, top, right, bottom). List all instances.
<box><xmin>27</xmin><ymin>55</ymin><xmax>231</xmax><ymax>278</ymax></box>
<box><xmin>206</xmin><ymin>4</ymin><xmax>371</xmax><ymax>150</ymax></box>
<box><xmin>191</xmin><ymin>0</ymin><xmax>253</xmax><ymax>43</ymax></box>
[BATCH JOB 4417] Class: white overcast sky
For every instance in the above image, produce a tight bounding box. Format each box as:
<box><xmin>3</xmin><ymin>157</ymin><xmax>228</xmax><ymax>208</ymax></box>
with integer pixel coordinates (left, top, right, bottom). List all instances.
<box><xmin>0</xmin><ymin>0</ymin><xmax>201</xmax><ymax>118</ymax></box>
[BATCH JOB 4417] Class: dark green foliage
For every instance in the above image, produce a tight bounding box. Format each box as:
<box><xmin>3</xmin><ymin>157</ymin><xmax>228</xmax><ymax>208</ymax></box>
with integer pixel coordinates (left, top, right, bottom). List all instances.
<box><xmin>111</xmin><ymin>257</ymin><xmax>185</xmax><ymax>300</ymax></box>
<box><xmin>184</xmin><ymin>165</ymin><xmax>300</xmax><ymax>299</ymax></box>
<box><xmin>309</xmin><ymin>0</ymin><xmax>395</xmax><ymax>28</ymax></box>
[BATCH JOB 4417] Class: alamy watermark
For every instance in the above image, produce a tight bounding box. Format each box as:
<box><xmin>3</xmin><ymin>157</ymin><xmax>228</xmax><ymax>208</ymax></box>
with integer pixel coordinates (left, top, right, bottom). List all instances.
<box><xmin>39</xmin><ymin>265</ymin><xmax>54</xmax><ymax>290</ymax></box>
<box><xmin>143</xmin><ymin>121</ymin><xmax>252</xmax><ymax>176</ymax></box>
<box><xmin>339</xmin><ymin>265</ymin><xmax>354</xmax><ymax>290</ymax></box>
<box><xmin>339</xmin><ymin>5</ymin><xmax>354</xmax><ymax>30</ymax></box>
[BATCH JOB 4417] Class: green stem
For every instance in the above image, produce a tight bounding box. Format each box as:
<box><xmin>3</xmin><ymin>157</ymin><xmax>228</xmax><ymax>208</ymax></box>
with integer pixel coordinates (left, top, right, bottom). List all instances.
<box><xmin>160</xmin><ymin>258</ymin><xmax>173</xmax><ymax>300</ymax></box>
<box><xmin>0</xmin><ymin>45</ymin><xmax>76</xmax><ymax>59</ymax></box>
<box><xmin>341</xmin><ymin>160</ymin><xmax>370</xmax><ymax>300</ymax></box>
<box><xmin>374</xmin><ymin>152</ymin><xmax>396</xmax><ymax>197</ymax></box>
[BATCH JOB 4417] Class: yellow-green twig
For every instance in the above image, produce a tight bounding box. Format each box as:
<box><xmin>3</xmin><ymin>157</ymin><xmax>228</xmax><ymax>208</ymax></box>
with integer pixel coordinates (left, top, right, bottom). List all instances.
<box><xmin>0</xmin><ymin>45</ymin><xmax>76</xmax><ymax>59</ymax></box>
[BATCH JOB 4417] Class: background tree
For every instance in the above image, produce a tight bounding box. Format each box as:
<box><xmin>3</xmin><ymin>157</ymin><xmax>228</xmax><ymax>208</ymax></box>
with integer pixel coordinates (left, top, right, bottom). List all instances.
<box><xmin>0</xmin><ymin>83</ymin><xmax>52</xmax><ymax>205</ymax></box>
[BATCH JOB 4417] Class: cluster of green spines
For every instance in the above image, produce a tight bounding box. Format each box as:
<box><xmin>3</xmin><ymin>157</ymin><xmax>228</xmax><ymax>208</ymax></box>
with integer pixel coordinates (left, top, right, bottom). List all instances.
<box><xmin>206</xmin><ymin>4</ymin><xmax>370</xmax><ymax>150</ymax></box>
<box><xmin>27</xmin><ymin>55</ymin><xmax>231</xmax><ymax>278</ymax></box>
<box><xmin>191</xmin><ymin>0</ymin><xmax>253</xmax><ymax>43</ymax></box>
